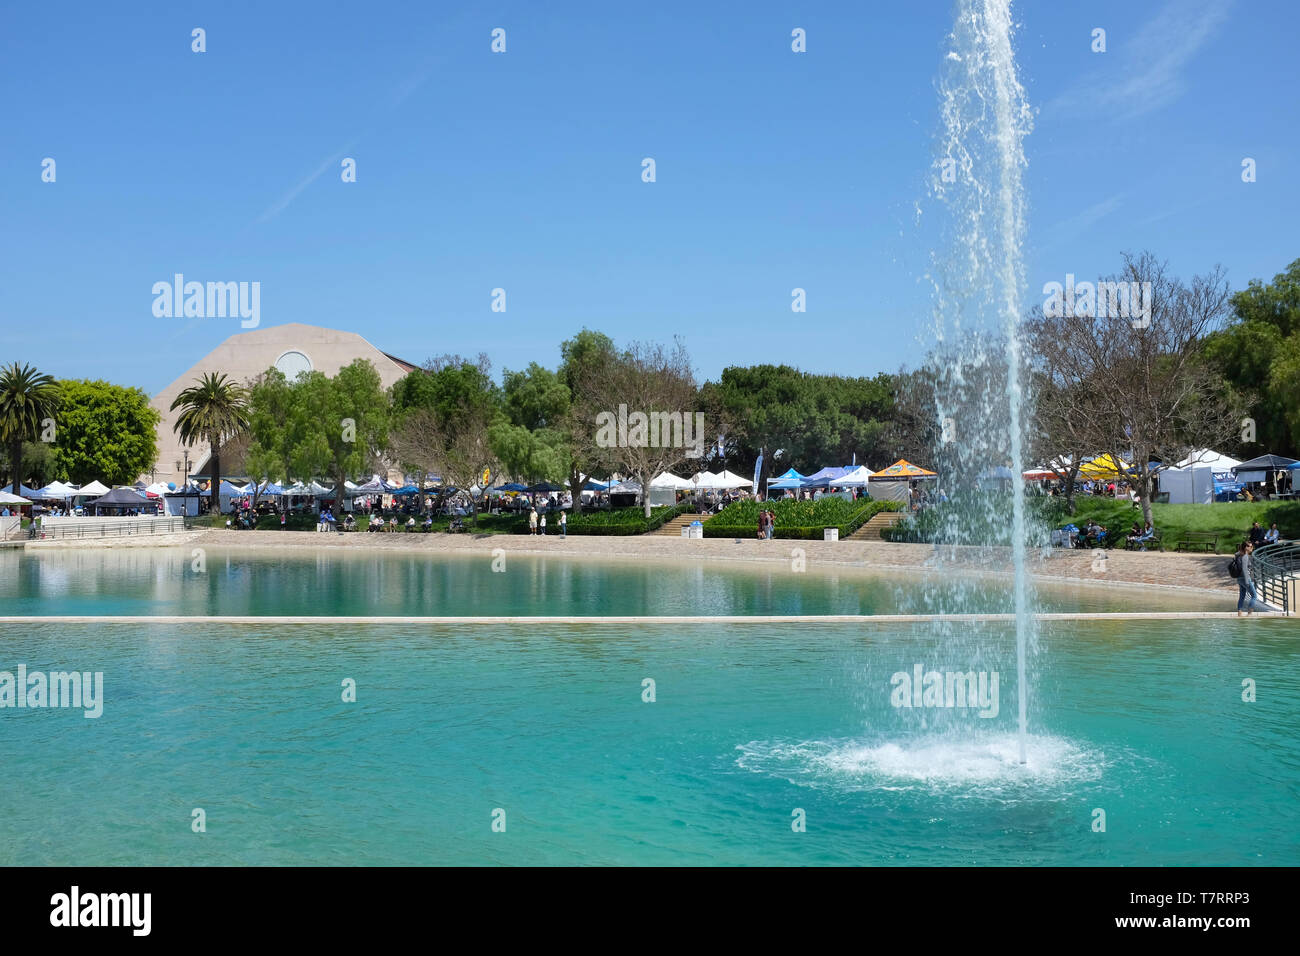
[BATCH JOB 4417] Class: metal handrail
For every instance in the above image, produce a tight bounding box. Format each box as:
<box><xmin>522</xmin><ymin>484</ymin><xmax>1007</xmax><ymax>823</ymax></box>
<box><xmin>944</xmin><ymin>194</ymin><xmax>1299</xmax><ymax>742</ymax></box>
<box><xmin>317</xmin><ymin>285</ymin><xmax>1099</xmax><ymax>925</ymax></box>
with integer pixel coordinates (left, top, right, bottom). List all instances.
<box><xmin>1250</xmin><ymin>541</ymin><xmax>1300</xmax><ymax>614</ymax></box>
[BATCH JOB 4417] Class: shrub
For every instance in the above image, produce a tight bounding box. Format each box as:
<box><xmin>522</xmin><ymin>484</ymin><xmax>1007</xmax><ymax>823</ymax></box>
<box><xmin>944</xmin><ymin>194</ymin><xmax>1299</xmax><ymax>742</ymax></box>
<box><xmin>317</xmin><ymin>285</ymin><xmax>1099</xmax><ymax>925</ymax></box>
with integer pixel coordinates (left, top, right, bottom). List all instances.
<box><xmin>703</xmin><ymin>497</ymin><xmax>899</xmax><ymax>539</ymax></box>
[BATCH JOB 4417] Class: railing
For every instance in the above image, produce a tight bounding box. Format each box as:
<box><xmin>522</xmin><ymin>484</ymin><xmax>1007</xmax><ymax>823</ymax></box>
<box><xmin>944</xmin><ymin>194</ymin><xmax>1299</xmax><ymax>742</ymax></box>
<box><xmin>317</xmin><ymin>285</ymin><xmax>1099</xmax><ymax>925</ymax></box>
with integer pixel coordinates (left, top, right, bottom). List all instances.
<box><xmin>1</xmin><ymin>516</ymin><xmax>20</xmax><ymax>541</ymax></box>
<box><xmin>1250</xmin><ymin>541</ymin><xmax>1300</xmax><ymax>615</ymax></box>
<box><xmin>34</xmin><ymin>516</ymin><xmax>188</xmax><ymax>540</ymax></box>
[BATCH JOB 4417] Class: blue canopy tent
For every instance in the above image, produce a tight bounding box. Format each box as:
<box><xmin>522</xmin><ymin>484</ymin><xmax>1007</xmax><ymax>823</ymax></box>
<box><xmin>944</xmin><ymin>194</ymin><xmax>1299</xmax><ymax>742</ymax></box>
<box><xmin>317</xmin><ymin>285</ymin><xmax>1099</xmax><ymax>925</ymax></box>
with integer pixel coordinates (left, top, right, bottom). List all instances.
<box><xmin>801</xmin><ymin>466</ymin><xmax>850</xmax><ymax>489</ymax></box>
<box><xmin>766</xmin><ymin>468</ymin><xmax>806</xmax><ymax>490</ymax></box>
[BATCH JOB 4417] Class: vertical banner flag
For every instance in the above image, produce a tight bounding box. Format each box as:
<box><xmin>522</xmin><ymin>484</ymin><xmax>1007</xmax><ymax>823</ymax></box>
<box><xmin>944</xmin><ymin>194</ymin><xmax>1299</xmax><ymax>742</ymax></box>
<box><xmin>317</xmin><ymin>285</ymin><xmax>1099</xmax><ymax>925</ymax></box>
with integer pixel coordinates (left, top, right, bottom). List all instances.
<box><xmin>753</xmin><ymin>450</ymin><xmax>763</xmax><ymax>496</ymax></box>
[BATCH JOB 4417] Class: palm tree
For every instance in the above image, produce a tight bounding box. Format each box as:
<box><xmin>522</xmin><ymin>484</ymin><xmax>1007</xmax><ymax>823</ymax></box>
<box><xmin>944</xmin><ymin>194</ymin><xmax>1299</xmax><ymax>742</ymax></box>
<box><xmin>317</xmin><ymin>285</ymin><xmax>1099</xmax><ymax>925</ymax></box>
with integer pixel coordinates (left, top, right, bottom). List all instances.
<box><xmin>0</xmin><ymin>362</ymin><xmax>60</xmax><ymax>496</ymax></box>
<box><xmin>171</xmin><ymin>373</ymin><xmax>251</xmax><ymax>513</ymax></box>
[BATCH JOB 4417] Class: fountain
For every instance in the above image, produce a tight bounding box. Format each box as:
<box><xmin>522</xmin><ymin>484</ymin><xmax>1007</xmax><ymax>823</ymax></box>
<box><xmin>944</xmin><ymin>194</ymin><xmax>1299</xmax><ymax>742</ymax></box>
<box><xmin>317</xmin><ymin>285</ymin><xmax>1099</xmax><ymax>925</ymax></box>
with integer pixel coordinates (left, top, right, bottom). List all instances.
<box><xmin>926</xmin><ymin>0</ymin><xmax>1037</xmax><ymax>763</ymax></box>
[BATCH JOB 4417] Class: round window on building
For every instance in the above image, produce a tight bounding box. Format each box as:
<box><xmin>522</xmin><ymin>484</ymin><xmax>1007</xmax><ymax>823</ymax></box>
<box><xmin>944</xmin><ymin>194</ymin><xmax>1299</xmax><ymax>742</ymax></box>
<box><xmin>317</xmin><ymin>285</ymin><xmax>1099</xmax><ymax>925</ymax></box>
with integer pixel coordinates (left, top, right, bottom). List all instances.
<box><xmin>275</xmin><ymin>350</ymin><xmax>313</xmax><ymax>381</ymax></box>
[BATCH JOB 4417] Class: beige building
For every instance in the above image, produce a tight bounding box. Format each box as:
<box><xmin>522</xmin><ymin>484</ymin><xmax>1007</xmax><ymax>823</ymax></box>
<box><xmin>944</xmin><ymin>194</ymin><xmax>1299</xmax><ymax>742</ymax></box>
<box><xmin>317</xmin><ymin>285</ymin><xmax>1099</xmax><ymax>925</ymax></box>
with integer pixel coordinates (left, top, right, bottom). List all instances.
<box><xmin>148</xmin><ymin>323</ymin><xmax>417</xmax><ymax>487</ymax></box>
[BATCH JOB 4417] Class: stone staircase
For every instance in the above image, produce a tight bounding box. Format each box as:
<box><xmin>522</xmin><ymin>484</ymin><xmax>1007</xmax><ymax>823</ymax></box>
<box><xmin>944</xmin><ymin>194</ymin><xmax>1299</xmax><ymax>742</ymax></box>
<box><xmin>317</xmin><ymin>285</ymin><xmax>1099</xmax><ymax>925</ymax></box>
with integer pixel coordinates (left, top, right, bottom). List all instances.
<box><xmin>848</xmin><ymin>509</ymin><xmax>905</xmax><ymax>541</ymax></box>
<box><xmin>655</xmin><ymin>513</ymin><xmax>704</xmax><ymax>536</ymax></box>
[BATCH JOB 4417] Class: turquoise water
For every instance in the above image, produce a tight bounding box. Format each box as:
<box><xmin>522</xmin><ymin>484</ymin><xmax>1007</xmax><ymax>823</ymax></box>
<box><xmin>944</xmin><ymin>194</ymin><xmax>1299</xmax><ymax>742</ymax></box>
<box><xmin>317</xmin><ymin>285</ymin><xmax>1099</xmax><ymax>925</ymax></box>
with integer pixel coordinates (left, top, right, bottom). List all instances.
<box><xmin>1</xmin><ymin>617</ymin><xmax>1296</xmax><ymax>865</ymax></box>
<box><xmin>0</xmin><ymin>548</ymin><xmax>1222</xmax><ymax>616</ymax></box>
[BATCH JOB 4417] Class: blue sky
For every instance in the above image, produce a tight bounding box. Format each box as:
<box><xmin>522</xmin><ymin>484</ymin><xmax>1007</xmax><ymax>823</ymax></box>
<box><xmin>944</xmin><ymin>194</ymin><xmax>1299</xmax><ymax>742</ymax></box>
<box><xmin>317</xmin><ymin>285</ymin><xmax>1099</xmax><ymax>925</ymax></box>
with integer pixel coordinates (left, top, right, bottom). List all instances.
<box><xmin>2</xmin><ymin>0</ymin><xmax>1295</xmax><ymax>395</ymax></box>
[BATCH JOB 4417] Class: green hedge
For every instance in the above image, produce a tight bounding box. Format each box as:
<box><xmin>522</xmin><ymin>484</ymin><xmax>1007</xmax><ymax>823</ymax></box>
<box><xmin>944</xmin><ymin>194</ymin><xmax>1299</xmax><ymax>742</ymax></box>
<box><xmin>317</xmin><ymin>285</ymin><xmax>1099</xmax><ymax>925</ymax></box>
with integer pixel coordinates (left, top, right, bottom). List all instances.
<box><xmin>703</xmin><ymin>497</ymin><xmax>900</xmax><ymax>539</ymax></box>
<box><xmin>556</xmin><ymin>502</ymin><xmax>691</xmax><ymax>536</ymax></box>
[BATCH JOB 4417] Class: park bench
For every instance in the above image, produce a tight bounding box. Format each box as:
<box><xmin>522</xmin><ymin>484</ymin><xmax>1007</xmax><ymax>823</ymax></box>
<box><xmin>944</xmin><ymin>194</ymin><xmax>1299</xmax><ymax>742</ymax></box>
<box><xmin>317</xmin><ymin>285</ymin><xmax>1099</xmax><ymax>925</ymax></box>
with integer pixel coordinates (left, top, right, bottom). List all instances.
<box><xmin>1175</xmin><ymin>531</ymin><xmax>1220</xmax><ymax>553</ymax></box>
<box><xmin>1124</xmin><ymin>530</ymin><xmax>1162</xmax><ymax>551</ymax></box>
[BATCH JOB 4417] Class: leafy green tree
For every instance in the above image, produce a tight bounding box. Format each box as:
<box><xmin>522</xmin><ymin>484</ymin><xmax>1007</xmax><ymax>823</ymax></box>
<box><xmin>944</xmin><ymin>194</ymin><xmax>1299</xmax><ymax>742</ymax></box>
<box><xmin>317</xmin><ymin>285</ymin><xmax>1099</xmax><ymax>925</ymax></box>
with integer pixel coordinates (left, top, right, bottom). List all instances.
<box><xmin>488</xmin><ymin>422</ymin><xmax>568</xmax><ymax>483</ymax></box>
<box><xmin>0</xmin><ymin>362</ymin><xmax>60</xmax><ymax>495</ymax></box>
<box><xmin>282</xmin><ymin>360</ymin><xmax>390</xmax><ymax>510</ymax></box>
<box><xmin>170</xmin><ymin>372</ymin><xmax>251</xmax><ymax>512</ymax></box>
<box><xmin>1205</xmin><ymin>258</ymin><xmax>1300</xmax><ymax>456</ymax></box>
<box><xmin>501</xmin><ymin>363</ymin><xmax>570</xmax><ymax>431</ymax></box>
<box><xmin>50</xmin><ymin>379</ymin><xmax>159</xmax><ymax>485</ymax></box>
<box><xmin>558</xmin><ymin>329</ymin><xmax>617</xmax><ymax>513</ymax></box>
<box><xmin>391</xmin><ymin>359</ymin><xmax>500</xmax><ymax>524</ymax></box>
<box><xmin>243</xmin><ymin>369</ymin><xmax>294</xmax><ymax>509</ymax></box>
<box><xmin>701</xmin><ymin>365</ymin><xmax>895</xmax><ymax>475</ymax></box>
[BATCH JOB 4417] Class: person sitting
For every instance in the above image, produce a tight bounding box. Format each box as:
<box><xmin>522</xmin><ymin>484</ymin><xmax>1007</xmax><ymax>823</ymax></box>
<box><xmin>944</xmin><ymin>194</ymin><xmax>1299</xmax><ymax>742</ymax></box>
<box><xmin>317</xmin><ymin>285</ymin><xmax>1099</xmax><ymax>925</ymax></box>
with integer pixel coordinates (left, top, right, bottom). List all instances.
<box><xmin>405</xmin><ymin>516</ymin><xmax>416</xmax><ymax>532</ymax></box>
<box><xmin>1131</xmin><ymin>521</ymin><xmax>1155</xmax><ymax>550</ymax></box>
<box><xmin>422</xmin><ymin>514</ymin><xmax>433</xmax><ymax>532</ymax></box>
<box><xmin>387</xmin><ymin>515</ymin><xmax>398</xmax><ymax>532</ymax></box>
<box><xmin>344</xmin><ymin>513</ymin><xmax>356</xmax><ymax>531</ymax></box>
<box><xmin>367</xmin><ymin>515</ymin><xmax>380</xmax><ymax>532</ymax></box>
<box><xmin>1264</xmin><ymin>523</ymin><xmax>1280</xmax><ymax>545</ymax></box>
<box><xmin>1248</xmin><ymin>521</ymin><xmax>1266</xmax><ymax>548</ymax></box>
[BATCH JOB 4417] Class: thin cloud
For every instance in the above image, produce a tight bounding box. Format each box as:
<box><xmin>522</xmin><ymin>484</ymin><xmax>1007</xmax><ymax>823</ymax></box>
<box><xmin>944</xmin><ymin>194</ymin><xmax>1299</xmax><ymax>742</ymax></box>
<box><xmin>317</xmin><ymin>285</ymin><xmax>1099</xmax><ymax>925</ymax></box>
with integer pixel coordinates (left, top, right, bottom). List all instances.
<box><xmin>256</xmin><ymin>144</ymin><xmax>354</xmax><ymax>224</ymax></box>
<box><xmin>255</xmin><ymin>59</ymin><xmax>437</xmax><ymax>224</ymax></box>
<box><xmin>1043</xmin><ymin>193</ymin><xmax>1124</xmax><ymax>248</ymax></box>
<box><xmin>1048</xmin><ymin>0</ymin><xmax>1232</xmax><ymax>120</ymax></box>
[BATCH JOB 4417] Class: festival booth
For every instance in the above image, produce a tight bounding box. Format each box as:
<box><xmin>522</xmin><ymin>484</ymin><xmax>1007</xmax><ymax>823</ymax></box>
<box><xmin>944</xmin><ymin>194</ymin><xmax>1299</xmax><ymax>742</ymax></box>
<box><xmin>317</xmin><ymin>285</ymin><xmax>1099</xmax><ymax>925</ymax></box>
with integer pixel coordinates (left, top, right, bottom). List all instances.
<box><xmin>1232</xmin><ymin>454</ymin><xmax>1299</xmax><ymax>499</ymax></box>
<box><xmin>867</xmin><ymin>460</ymin><xmax>938</xmax><ymax>502</ymax></box>
<box><xmin>801</xmin><ymin>466</ymin><xmax>849</xmax><ymax>489</ymax></box>
<box><xmin>0</xmin><ymin>490</ymin><xmax>32</xmax><ymax>538</ymax></box>
<box><xmin>649</xmin><ymin>471</ymin><xmax>692</xmax><ymax>507</ymax></box>
<box><xmin>1077</xmin><ymin>454</ymin><xmax>1130</xmax><ymax>481</ymax></box>
<box><xmin>766</xmin><ymin>468</ymin><xmax>806</xmax><ymax>491</ymax></box>
<box><xmin>838</xmin><ymin>465</ymin><xmax>875</xmax><ymax>487</ymax></box>
<box><xmin>1160</xmin><ymin>450</ymin><xmax>1241</xmax><ymax>504</ymax></box>
<box><xmin>977</xmin><ymin>465</ymin><xmax>1015</xmax><ymax>491</ymax></box>
<box><xmin>711</xmin><ymin>470</ymin><xmax>751</xmax><ymax>490</ymax></box>
<box><xmin>86</xmin><ymin>487</ymin><xmax>151</xmax><ymax>515</ymax></box>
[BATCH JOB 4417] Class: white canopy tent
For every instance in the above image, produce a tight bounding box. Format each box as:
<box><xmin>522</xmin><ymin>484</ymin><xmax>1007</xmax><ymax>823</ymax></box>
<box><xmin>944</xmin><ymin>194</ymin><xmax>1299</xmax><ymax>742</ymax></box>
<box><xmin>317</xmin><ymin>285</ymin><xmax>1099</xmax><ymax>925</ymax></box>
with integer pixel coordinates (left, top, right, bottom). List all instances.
<box><xmin>837</xmin><ymin>465</ymin><xmax>875</xmax><ymax>487</ymax></box>
<box><xmin>649</xmin><ymin>472</ymin><xmax>692</xmax><ymax>507</ymax></box>
<box><xmin>711</xmin><ymin>470</ymin><xmax>751</xmax><ymax>490</ymax></box>
<box><xmin>76</xmin><ymin>480</ymin><xmax>110</xmax><ymax>498</ymax></box>
<box><xmin>688</xmin><ymin>471</ymin><xmax>720</xmax><ymax>491</ymax></box>
<box><xmin>1161</xmin><ymin>449</ymin><xmax>1242</xmax><ymax>504</ymax></box>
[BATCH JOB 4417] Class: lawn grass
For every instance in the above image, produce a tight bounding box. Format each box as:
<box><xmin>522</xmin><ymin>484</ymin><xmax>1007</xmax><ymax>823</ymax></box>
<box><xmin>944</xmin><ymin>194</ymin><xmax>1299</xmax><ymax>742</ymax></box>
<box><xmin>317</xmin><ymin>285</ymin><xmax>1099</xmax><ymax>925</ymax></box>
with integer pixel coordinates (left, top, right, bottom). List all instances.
<box><xmin>1056</xmin><ymin>497</ymin><xmax>1300</xmax><ymax>553</ymax></box>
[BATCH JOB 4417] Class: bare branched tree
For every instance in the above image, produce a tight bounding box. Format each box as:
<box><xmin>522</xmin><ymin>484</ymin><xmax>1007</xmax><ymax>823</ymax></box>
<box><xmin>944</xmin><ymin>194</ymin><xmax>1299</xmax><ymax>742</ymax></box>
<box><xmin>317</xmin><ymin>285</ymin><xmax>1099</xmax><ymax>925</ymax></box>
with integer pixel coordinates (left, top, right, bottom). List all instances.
<box><xmin>1028</xmin><ymin>251</ymin><xmax>1245</xmax><ymax>526</ymax></box>
<box><xmin>573</xmin><ymin>338</ymin><xmax>701</xmax><ymax>517</ymax></box>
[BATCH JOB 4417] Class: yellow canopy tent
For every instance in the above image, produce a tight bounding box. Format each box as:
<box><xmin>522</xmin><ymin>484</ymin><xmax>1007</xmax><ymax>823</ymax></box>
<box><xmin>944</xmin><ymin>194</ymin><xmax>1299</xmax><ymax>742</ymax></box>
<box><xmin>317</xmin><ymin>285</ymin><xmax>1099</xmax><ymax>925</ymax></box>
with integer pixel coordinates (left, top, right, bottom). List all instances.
<box><xmin>1078</xmin><ymin>454</ymin><xmax>1130</xmax><ymax>480</ymax></box>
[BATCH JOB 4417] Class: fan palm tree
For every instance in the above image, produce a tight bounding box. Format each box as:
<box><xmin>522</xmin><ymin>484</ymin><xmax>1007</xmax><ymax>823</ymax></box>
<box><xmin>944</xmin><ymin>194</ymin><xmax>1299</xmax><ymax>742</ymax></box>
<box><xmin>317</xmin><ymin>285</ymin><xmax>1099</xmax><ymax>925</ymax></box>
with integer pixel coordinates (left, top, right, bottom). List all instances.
<box><xmin>0</xmin><ymin>362</ymin><xmax>60</xmax><ymax>496</ymax></box>
<box><xmin>171</xmin><ymin>373</ymin><xmax>251</xmax><ymax>513</ymax></box>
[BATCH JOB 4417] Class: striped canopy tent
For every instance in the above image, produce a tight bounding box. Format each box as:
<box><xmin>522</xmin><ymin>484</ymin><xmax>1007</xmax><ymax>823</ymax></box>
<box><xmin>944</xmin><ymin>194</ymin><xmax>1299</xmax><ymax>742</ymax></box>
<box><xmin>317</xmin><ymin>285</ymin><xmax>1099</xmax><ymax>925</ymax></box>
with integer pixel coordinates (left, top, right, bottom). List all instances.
<box><xmin>1078</xmin><ymin>454</ymin><xmax>1130</xmax><ymax>480</ymax></box>
<box><xmin>868</xmin><ymin>460</ymin><xmax>938</xmax><ymax>481</ymax></box>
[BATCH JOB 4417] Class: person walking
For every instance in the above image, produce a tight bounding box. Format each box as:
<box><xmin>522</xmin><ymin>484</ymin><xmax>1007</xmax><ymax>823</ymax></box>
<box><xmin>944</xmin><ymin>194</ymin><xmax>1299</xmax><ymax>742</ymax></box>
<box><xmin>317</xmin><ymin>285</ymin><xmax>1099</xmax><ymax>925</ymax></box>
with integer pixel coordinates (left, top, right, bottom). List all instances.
<box><xmin>529</xmin><ymin>506</ymin><xmax>538</xmax><ymax>535</ymax></box>
<box><xmin>1233</xmin><ymin>540</ymin><xmax>1261</xmax><ymax>616</ymax></box>
<box><xmin>559</xmin><ymin>510</ymin><xmax>567</xmax><ymax>538</ymax></box>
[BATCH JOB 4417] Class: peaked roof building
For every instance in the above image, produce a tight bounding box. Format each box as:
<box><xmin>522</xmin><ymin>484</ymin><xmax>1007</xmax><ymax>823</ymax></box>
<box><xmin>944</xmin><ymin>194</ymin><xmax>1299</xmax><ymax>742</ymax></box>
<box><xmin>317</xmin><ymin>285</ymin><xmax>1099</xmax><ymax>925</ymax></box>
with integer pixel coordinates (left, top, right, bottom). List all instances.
<box><xmin>146</xmin><ymin>323</ymin><xmax>417</xmax><ymax>487</ymax></box>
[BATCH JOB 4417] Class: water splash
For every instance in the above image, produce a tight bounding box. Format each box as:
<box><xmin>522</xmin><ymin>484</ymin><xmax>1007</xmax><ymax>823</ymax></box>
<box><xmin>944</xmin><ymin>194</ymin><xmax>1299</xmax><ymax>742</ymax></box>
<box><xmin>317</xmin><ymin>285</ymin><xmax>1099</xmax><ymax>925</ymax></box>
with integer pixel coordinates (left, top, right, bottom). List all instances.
<box><xmin>925</xmin><ymin>0</ymin><xmax>1036</xmax><ymax>762</ymax></box>
<box><xmin>736</xmin><ymin>733</ymin><xmax>1106</xmax><ymax>798</ymax></box>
